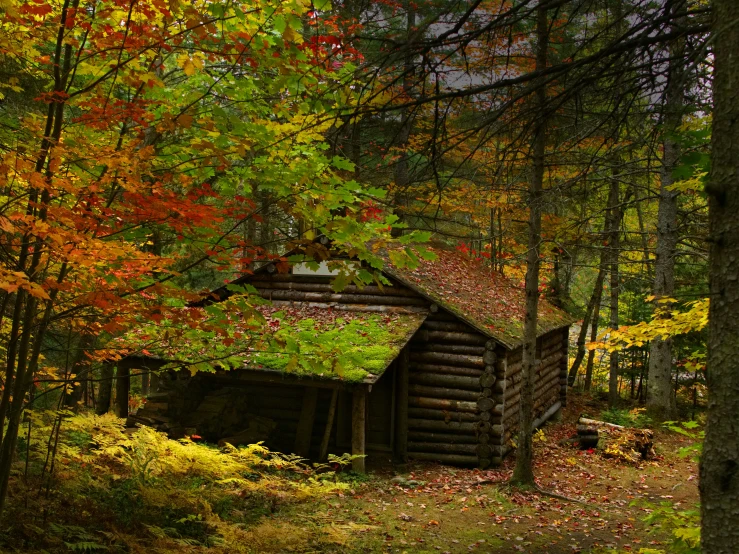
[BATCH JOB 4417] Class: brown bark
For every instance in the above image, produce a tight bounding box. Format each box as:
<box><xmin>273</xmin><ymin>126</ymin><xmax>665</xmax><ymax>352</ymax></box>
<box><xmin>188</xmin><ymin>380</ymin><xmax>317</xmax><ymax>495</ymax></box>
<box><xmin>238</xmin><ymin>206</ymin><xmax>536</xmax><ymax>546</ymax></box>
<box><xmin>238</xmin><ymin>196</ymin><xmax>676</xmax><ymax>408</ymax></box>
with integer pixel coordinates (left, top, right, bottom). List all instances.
<box><xmin>511</xmin><ymin>0</ymin><xmax>547</xmax><ymax>488</ymax></box>
<box><xmin>568</xmin><ymin>269</ymin><xmax>606</xmax><ymax>386</ymax></box>
<box><xmin>647</xmin><ymin>0</ymin><xmax>685</xmax><ymax>419</ymax></box>
<box><xmin>699</xmin><ymin>0</ymin><xmax>739</xmax><ymax>549</ymax></box>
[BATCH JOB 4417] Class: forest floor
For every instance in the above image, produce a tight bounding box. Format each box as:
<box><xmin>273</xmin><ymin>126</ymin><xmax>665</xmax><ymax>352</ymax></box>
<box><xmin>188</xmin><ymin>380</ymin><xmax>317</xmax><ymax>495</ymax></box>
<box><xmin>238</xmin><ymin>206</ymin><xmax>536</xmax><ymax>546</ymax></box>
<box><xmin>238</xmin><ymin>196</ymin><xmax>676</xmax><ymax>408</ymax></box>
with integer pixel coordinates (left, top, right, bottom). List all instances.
<box><xmin>0</xmin><ymin>392</ymin><xmax>700</xmax><ymax>554</ymax></box>
<box><xmin>277</xmin><ymin>393</ymin><xmax>701</xmax><ymax>554</ymax></box>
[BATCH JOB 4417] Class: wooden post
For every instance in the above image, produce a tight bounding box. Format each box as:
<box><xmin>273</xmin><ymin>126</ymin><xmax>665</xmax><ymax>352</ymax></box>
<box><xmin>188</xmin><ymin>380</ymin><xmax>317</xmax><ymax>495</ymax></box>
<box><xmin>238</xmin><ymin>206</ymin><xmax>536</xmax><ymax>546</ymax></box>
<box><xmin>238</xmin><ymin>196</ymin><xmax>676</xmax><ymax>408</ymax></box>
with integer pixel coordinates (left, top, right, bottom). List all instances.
<box><xmin>115</xmin><ymin>362</ymin><xmax>130</xmax><ymax>418</ymax></box>
<box><xmin>352</xmin><ymin>387</ymin><xmax>367</xmax><ymax>472</ymax></box>
<box><xmin>96</xmin><ymin>363</ymin><xmax>113</xmax><ymax>415</ymax></box>
<box><xmin>141</xmin><ymin>370</ymin><xmax>150</xmax><ymax>397</ymax></box>
<box><xmin>395</xmin><ymin>348</ymin><xmax>409</xmax><ymax>463</ymax></box>
<box><xmin>149</xmin><ymin>370</ymin><xmax>159</xmax><ymax>394</ymax></box>
<box><xmin>294</xmin><ymin>387</ymin><xmax>319</xmax><ymax>458</ymax></box>
<box><xmin>319</xmin><ymin>388</ymin><xmax>339</xmax><ymax>461</ymax></box>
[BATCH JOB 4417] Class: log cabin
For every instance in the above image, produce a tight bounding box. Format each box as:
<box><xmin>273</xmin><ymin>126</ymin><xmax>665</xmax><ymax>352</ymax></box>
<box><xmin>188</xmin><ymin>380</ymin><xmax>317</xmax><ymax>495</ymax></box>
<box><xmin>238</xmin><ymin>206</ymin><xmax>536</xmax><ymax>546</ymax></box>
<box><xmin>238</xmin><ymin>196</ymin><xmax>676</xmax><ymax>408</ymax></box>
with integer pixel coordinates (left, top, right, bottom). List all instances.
<box><xmin>114</xmin><ymin>243</ymin><xmax>573</xmax><ymax>471</ymax></box>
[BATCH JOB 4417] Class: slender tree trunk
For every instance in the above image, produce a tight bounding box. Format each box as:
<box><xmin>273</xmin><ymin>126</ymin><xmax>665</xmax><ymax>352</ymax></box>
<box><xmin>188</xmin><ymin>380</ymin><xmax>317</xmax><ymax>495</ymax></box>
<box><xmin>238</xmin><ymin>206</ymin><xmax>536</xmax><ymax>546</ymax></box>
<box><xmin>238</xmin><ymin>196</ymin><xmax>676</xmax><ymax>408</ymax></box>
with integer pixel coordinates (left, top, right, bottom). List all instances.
<box><xmin>63</xmin><ymin>334</ymin><xmax>95</xmax><ymax>409</ymax></box>
<box><xmin>700</xmin><ymin>0</ymin><xmax>739</xmax><ymax>549</ymax></box>
<box><xmin>391</xmin><ymin>3</ymin><xmax>415</xmax><ymax>237</ymax></box>
<box><xmin>96</xmin><ymin>363</ymin><xmax>114</xmax><ymax>415</ymax></box>
<box><xmin>511</xmin><ymin>1</ymin><xmax>547</xmax><ymax>487</ymax></box>
<box><xmin>584</xmin><ymin>296</ymin><xmax>602</xmax><ymax>392</ymax></box>
<box><xmin>608</xmin><ymin>215</ymin><xmax>620</xmax><ymax>407</ymax></box>
<box><xmin>647</xmin><ymin>0</ymin><xmax>685</xmax><ymax>419</ymax></box>
<box><xmin>568</xmin><ymin>266</ymin><xmax>606</xmax><ymax>386</ymax></box>
<box><xmin>605</xmin><ymin>170</ymin><xmax>623</xmax><ymax>406</ymax></box>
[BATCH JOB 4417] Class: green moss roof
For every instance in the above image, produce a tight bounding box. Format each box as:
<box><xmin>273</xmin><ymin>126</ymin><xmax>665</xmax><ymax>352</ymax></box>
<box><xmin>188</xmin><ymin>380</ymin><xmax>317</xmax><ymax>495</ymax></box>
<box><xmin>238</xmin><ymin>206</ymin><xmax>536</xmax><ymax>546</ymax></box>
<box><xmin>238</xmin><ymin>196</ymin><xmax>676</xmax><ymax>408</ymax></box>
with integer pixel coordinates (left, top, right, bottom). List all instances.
<box><xmin>118</xmin><ymin>303</ymin><xmax>426</xmax><ymax>383</ymax></box>
<box><xmin>379</xmin><ymin>245</ymin><xmax>573</xmax><ymax>349</ymax></box>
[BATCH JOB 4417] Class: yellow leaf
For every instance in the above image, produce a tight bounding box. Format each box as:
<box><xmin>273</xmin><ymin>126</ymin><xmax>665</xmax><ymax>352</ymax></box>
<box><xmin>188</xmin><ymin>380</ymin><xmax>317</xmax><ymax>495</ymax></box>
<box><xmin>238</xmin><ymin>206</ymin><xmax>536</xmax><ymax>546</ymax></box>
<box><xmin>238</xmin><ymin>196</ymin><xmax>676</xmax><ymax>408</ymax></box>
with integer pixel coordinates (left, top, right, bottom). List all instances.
<box><xmin>182</xmin><ymin>59</ymin><xmax>196</xmax><ymax>76</ymax></box>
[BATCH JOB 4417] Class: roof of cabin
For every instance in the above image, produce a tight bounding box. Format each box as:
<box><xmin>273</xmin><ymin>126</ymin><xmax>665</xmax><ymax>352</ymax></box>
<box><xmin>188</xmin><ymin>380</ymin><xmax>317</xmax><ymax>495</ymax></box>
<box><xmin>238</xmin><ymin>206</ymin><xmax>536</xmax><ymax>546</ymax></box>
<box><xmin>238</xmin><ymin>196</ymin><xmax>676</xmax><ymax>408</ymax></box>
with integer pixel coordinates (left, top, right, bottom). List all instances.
<box><xmin>377</xmin><ymin>245</ymin><xmax>573</xmax><ymax>349</ymax></box>
<box><xmin>118</xmin><ymin>303</ymin><xmax>426</xmax><ymax>384</ymax></box>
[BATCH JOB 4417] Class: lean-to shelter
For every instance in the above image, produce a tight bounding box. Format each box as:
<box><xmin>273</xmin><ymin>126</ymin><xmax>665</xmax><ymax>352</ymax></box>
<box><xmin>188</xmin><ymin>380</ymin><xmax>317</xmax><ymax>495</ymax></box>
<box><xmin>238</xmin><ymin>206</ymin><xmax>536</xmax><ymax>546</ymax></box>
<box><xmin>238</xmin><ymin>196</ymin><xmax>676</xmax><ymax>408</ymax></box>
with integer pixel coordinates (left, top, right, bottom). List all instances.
<box><xmin>114</xmin><ymin>243</ymin><xmax>573</xmax><ymax>471</ymax></box>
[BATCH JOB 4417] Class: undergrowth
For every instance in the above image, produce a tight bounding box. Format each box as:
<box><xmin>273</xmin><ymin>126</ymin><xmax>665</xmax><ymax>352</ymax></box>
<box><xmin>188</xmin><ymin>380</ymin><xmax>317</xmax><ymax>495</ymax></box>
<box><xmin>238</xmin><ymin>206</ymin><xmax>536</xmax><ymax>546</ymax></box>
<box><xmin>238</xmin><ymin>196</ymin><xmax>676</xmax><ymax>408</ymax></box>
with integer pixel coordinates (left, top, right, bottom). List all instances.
<box><xmin>2</xmin><ymin>411</ymin><xmax>355</xmax><ymax>553</ymax></box>
<box><xmin>599</xmin><ymin>406</ymin><xmax>653</xmax><ymax>428</ymax></box>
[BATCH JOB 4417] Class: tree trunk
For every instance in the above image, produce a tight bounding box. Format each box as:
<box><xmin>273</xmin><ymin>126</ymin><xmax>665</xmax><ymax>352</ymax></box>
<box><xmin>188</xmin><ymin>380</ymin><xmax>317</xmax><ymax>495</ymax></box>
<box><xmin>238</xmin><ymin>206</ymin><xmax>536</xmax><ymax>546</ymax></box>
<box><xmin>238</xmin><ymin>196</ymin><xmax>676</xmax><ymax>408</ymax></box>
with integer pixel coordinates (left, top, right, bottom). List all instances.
<box><xmin>584</xmin><ymin>296</ymin><xmax>602</xmax><ymax>392</ymax></box>
<box><xmin>700</xmin><ymin>0</ymin><xmax>739</xmax><ymax>549</ymax></box>
<box><xmin>96</xmin><ymin>363</ymin><xmax>114</xmax><ymax>415</ymax></box>
<box><xmin>568</xmin><ymin>267</ymin><xmax>606</xmax><ymax>386</ymax></box>
<box><xmin>64</xmin><ymin>334</ymin><xmax>95</xmax><ymax>409</ymax></box>
<box><xmin>647</xmin><ymin>0</ymin><xmax>685</xmax><ymax>420</ymax></box>
<box><xmin>511</xmin><ymin>0</ymin><xmax>547</xmax><ymax>487</ymax></box>
<box><xmin>606</xmin><ymin>174</ymin><xmax>623</xmax><ymax>407</ymax></box>
<box><xmin>391</xmin><ymin>3</ymin><xmax>415</xmax><ymax>237</ymax></box>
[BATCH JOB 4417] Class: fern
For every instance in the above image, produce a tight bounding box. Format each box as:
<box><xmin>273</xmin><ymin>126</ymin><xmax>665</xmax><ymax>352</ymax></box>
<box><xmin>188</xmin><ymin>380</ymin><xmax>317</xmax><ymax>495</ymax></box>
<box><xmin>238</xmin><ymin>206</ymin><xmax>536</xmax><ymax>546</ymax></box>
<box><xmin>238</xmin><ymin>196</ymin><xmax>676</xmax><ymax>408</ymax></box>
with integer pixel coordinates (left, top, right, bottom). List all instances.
<box><xmin>63</xmin><ymin>541</ymin><xmax>108</xmax><ymax>552</ymax></box>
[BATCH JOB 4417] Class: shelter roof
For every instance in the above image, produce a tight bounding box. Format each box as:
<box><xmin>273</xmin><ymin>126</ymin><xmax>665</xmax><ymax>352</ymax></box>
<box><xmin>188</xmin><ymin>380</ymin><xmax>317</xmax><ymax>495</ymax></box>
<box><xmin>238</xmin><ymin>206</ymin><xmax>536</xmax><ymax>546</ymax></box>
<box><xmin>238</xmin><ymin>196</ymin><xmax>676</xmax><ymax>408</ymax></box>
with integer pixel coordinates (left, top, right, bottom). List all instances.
<box><xmin>118</xmin><ymin>302</ymin><xmax>426</xmax><ymax>384</ymax></box>
<box><xmin>378</xmin><ymin>245</ymin><xmax>573</xmax><ymax>349</ymax></box>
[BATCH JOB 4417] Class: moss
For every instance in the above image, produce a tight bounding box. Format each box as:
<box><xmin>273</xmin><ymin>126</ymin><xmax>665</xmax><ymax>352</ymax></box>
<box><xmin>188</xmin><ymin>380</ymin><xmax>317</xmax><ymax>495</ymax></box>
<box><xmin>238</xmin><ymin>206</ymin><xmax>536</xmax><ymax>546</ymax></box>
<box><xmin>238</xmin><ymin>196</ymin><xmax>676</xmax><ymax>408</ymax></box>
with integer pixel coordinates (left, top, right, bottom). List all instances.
<box><xmin>380</xmin><ymin>245</ymin><xmax>574</xmax><ymax>348</ymax></box>
<box><xmin>118</xmin><ymin>303</ymin><xmax>426</xmax><ymax>383</ymax></box>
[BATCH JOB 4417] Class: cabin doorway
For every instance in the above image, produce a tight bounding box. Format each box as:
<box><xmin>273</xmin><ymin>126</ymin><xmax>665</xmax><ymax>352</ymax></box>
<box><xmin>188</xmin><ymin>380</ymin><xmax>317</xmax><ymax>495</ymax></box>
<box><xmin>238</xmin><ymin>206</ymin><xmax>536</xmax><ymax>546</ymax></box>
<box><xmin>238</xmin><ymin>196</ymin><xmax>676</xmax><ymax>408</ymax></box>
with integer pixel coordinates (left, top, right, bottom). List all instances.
<box><xmin>336</xmin><ymin>363</ymin><xmax>396</xmax><ymax>458</ymax></box>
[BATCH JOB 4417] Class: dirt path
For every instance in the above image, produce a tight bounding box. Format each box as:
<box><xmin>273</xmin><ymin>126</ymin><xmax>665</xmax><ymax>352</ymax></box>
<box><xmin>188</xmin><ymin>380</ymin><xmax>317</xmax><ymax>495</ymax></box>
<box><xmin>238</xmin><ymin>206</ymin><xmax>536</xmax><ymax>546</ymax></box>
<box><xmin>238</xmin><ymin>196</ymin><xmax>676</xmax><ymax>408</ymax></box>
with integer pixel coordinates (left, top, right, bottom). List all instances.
<box><xmin>284</xmin><ymin>395</ymin><xmax>700</xmax><ymax>553</ymax></box>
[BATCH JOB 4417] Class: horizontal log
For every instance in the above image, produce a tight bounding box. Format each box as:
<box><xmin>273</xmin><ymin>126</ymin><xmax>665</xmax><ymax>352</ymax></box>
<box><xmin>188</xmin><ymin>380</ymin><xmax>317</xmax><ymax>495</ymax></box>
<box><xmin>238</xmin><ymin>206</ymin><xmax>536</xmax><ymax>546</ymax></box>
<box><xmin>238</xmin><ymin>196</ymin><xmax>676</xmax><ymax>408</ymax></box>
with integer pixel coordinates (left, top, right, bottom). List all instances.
<box><xmin>489</xmin><ymin>447</ymin><xmax>504</xmax><ymax>459</ymax></box>
<box><xmin>408</xmin><ymin>418</ymin><xmax>478</xmax><ymax>432</ymax></box>
<box><xmin>504</xmin><ymin>389</ymin><xmax>560</xmax><ymax>428</ymax></box>
<box><xmin>578</xmin><ymin>417</ymin><xmax>625</xmax><ymax>430</ymax></box>
<box><xmin>426</xmin><ymin>330</ymin><xmax>488</xmax><ymax>345</ymax></box>
<box><xmin>530</xmin><ymin>400</ymin><xmax>562</xmax><ymax>431</ymax></box>
<box><xmin>505</xmin><ymin>396</ymin><xmax>556</xmax><ymax>428</ymax></box>
<box><xmin>256</xmin><ymin>288</ymin><xmax>428</xmax><ymax>306</ymax></box>
<box><xmin>408</xmin><ymin>431</ymin><xmax>478</xmax><ymax>444</ymax></box>
<box><xmin>408</xmin><ymin>407</ymin><xmax>479</xmax><ymax>422</ymax></box>
<box><xmin>251</xmin><ymin>280</ymin><xmax>417</xmax><ymax>297</ymax></box>
<box><xmin>504</xmin><ymin>367</ymin><xmax>562</xmax><ymax>402</ymax></box>
<box><xmin>541</xmin><ymin>331</ymin><xmax>565</xmax><ymax>349</ymax></box>
<box><xmin>505</xmin><ymin>362</ymin><xmax>522</xmax><ymax>376</ymax></box>
<box><xmin>410</xmin><ymin>362</ymin><xmax>483</xmax><ymax>377</ymax></box>
<box><xmin>252</xmin><ymin>274</ymin><xmax>330</xmax><ymax>283</ymax></box>
<box><xmin>506</xmin><ymin>379</ymin><xmax>560</xmax><ymax>416</ymax></box>
<box><xmin>409</xmin><ymin>442</ymin><xmax>478</xmax><ymax>455</ymax></box>
<box><xmin>409</xmin><ymin>372</ymin><xmax>481</xmax><ymax>391</ymax></box>
<box><xmin>425</xmin><ymin>311</ymin><xmax>460</xmax><ymax>322</ymax></box>
<box><xmin>409</xmin><ymin>396</ymin><xmax>478</xmax><ymax>412</ymax></box>
<box><xmin>411</xmin><ymin>342</ymin><xmax>486</xmax><ymax>356</ymax></box>
<box><xmin>410</xmin><ymin>351</ymin><xmax>484</xmax><ymax>369</ymax></box>
<box><xmin>480</xmin><ymin>372</ymin><xmax>496</xmax><ymax>388</ymax></box>
<box><xmin>483</xmin><ymin>350</ymin><xmax>497</xmax><ymax>365</ymax></box>
<box><xmin>422</xmin><ymin>320</ymin><xmax>476</xmax><ymax>332</ymax></box>
<box><xmin>507</xmin><ymin>347</ymin><xmax>523</xmax><ymax>364</ymax></box>
<box><xmin>541</xmin><ymin>343</ymin><xmax>563</xmax><ymax>360</ymax></box>
<box><xmin>476</xmin><ymin>444</ymin><xmax>493</xmax><ymax>458</ymax></box>
<box><xmin>408</xmin><ymin>384</ymin><xmax>479</xmax><ymax>402</ymax></box>
<box><xmin>269</xmin><ymin>300</ymin><xmax>428</xmax><ymax>314</ymax></box>
<box><xmin>407</xmin><ymin>452</ymin><xmax>479</xmax><ymax>466</ymax></box>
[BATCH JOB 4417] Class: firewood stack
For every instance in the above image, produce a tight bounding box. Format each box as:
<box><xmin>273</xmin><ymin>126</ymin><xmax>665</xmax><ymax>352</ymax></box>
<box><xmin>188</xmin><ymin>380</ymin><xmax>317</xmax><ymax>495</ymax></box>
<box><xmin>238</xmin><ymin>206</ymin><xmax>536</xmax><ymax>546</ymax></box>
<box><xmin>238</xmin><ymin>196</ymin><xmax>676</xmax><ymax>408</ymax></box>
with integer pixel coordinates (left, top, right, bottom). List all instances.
<box><xmin>575</xmin><ymin>416</ymin><xmax>655</xmax><ymax>462</ymax></box>
<box><xmin>576</xmin><ymin>421</ymin><xmax>600</xmax><ymax>449</ymax></box>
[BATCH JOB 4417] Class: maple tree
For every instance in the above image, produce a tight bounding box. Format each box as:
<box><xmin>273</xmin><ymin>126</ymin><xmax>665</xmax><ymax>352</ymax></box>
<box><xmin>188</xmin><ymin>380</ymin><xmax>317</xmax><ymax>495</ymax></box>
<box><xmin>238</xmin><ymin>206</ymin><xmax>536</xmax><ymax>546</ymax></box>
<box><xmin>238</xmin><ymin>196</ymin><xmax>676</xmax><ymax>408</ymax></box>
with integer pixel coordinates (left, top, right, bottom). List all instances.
<box><xmin>0</xmin><ymin>0</ymin><xmax>418</xmax><ymax>513</ymax></box>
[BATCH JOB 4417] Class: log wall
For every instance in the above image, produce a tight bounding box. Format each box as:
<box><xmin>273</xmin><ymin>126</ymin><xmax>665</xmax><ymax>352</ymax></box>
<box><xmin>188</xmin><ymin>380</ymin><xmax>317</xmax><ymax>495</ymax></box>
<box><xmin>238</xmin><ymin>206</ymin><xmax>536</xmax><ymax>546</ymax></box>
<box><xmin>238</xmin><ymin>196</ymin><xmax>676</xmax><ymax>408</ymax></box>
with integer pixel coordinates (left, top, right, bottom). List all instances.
<box><xmin>406</xmin><ymin>311</ymin><xmax>502</xmax><ymax>467</ymax></box>
<box><xmin>501</xmin><ymin>328</ymin><xmax>568</xmax><ymax>446</ymax></box>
